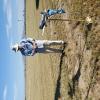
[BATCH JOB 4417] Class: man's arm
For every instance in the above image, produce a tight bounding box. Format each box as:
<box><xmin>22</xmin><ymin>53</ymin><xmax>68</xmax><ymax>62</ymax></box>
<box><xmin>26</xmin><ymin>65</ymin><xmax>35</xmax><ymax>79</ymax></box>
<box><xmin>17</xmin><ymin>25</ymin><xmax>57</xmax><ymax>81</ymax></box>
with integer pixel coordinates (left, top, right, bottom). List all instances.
<box><xmin>26</xmin><ymin>38</ymin><xmax>35</xmax><ymax>42</ymax></box>
<box><xmin>25</xmin><ymin>38</ymin><xmax>35</xmax><ymax>45</ymax></box>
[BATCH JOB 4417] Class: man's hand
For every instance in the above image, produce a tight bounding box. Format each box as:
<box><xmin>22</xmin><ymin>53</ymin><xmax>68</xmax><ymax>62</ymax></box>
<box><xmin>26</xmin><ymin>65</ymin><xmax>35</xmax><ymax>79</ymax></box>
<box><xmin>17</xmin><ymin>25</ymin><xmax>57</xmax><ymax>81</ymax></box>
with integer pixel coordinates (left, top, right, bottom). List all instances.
<box><xmin>32</xmin><ymin>41</ymin><xmax>37</xmax><ymax>49</ymax></box>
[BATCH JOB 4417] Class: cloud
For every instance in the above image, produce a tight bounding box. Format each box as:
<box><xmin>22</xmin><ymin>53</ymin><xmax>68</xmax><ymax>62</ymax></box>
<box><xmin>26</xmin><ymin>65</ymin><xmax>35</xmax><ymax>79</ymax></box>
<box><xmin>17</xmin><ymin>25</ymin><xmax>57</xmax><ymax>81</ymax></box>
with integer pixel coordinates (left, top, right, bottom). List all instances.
<box><xmin>3</xmin><ymin>0</ymin><xmax>12</xmax><ymax>39</ymax></box>
<box><xmin>3</xmin><ymin>0</ymin><xmax>25</xmax><ymax>43</ymax></box>
<box><xmin>6</xmin><ymin>6</ymin><xmax>12</xmax><ymax>38</ymax></box>
<box><xmin>3</xmin><ymin>85</ymin><xmax>8</xmax><ymax>100</ymax></box>
<box><xmin>13</xmin><ymin>83</ymin><xmax>18</xmax><ymax>100</ymax></box>
<box><xmin>3</xmin><ymin>0</ymin><xmax>7</xmax><ymax>12</ymax></box>
<box><xmin>3</xmin><ymin>83</ymin><xmax>18</xmax><ymax>100</ymax></box>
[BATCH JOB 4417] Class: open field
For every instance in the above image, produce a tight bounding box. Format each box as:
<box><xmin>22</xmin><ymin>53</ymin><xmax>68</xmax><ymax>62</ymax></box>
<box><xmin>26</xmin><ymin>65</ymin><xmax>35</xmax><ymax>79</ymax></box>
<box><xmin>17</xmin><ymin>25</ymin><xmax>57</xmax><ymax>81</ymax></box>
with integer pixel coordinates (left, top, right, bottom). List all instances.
<box><xmin>26</xmin><ymin>0</ymin><xmax>100</xmax><ymax>100</ymax></box>
<box><xmin>25</xmin><ymin>1</ymin><xmax>61</xmax><ymax>100</ymax></box>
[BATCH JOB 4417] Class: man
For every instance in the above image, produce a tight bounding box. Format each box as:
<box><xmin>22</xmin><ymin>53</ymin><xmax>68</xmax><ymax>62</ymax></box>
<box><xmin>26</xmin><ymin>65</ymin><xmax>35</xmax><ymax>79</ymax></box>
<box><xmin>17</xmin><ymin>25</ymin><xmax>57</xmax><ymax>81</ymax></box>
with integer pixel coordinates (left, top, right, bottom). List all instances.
<box><xmin>39</xmin><ymin>8</ymin><xmax>65</xmax><ymax>29</ymax></box>
<box><xmin>12</xmin><ymin>38</ymin><xmax>65</xmax><ymax>56</ymax></box>
<box><xmin>39</xmin><ymin>13</ymin><xmax>47</xmax><ymax>29</ymax></box>
<box><xmin>41</xmin><ymin>8</ymin><xmax>65</xmax><ymax>17</ymax></box>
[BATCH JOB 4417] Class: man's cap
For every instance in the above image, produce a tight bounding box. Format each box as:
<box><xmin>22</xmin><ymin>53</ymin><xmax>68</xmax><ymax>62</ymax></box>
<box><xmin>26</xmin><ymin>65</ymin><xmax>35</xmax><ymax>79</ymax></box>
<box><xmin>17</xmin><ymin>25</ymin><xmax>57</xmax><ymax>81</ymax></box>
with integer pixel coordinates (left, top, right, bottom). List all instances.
<box><xmin>11</xmin><ymin>44</ymin><xmax>19</xmax><ymax>52</ymax></box>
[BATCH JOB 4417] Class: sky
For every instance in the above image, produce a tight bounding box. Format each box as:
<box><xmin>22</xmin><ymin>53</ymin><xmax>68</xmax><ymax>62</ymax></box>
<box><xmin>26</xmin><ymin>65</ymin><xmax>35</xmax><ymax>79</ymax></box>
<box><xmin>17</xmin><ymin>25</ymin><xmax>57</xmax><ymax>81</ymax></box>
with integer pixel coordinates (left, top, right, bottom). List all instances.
<box><xmin>0</xmin><ymin>0</ymin><xmax>25</xmax><ymax>100</ymax></box>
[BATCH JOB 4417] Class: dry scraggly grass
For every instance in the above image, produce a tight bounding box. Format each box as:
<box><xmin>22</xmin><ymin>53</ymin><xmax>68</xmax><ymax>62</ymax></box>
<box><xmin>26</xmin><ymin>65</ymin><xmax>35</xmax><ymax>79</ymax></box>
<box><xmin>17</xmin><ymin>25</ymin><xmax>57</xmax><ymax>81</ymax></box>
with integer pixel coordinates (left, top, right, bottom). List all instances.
<box><xmin>51</xmin><ymin>0</ymin><xmax>100</xmax><ymax>100</ymax></box>
<box><xmin>26</xmin><ymin>0</ymin><xmax>100</xmax><ymax>100</ymax></box>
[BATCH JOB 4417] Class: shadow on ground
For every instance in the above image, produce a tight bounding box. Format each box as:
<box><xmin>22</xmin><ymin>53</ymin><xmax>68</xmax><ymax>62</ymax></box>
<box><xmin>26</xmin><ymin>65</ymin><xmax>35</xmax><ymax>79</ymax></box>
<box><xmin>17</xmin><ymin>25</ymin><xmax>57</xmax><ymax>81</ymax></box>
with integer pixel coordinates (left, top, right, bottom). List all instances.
<box><xmin>54</xmin><ymin>43</ymin><xmax>66</xmax><ymax>100</ymax></box>
<box><xmin>35</xmin><ymin>0</ymin><xmax>40</xmax><ymax>10</ymax></box>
